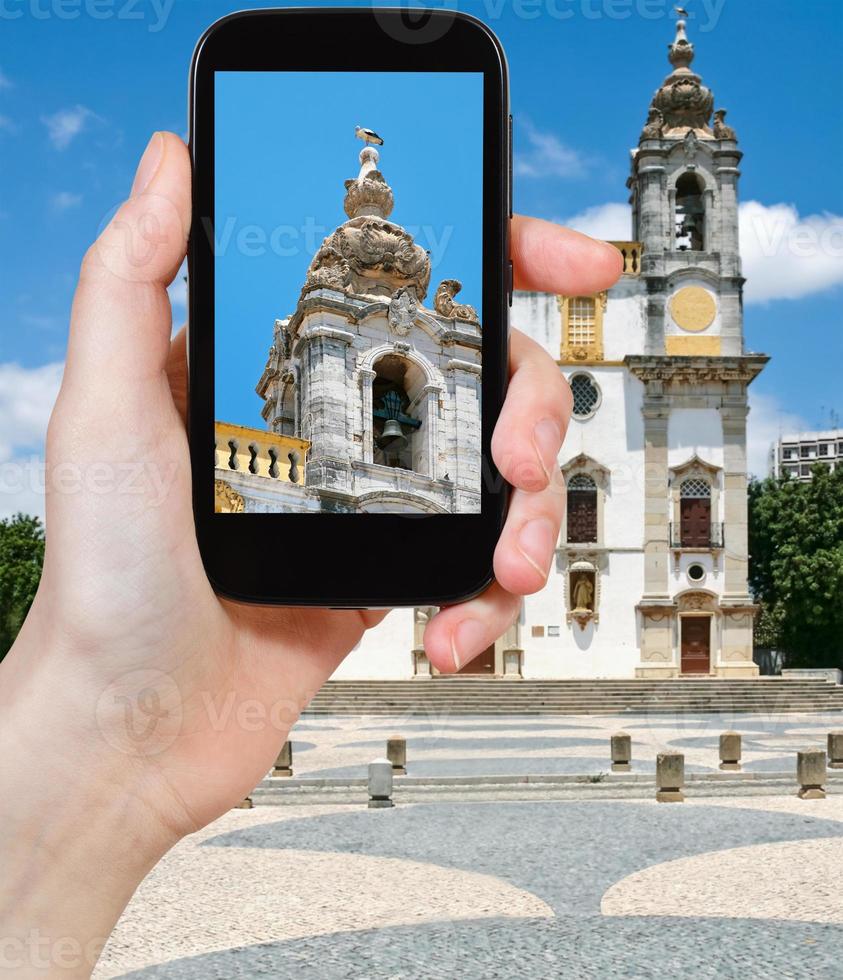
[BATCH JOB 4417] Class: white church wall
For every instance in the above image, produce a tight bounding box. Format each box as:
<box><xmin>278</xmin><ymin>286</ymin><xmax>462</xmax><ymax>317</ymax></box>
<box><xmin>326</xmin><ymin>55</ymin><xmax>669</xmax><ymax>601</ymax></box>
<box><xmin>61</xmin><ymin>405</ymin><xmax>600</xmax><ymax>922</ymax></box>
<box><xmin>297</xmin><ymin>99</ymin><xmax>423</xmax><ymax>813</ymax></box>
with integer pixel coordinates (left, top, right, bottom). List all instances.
<box><xmin>668</xmin><ymin>409</ymin><xmax>724</xmax><ymax>472</ymax></box>
<box><xmin>511</xmin><ymin>291</ymin><xmax>560</xmax><ymax>356</ymax></box>
<box><xmin>603</xmin><ymin>280</ymin><xmax>647</xmax><ymax>359</ymax></box>
<box><xmin>522</xmin><ymin>552</ymin><xmax>643</xmax><ymax>678</ymax></box>
<box><xmin>332</xmin><ymin>607</ymin><xmax>416</xmax><ymax>679</ymax></box>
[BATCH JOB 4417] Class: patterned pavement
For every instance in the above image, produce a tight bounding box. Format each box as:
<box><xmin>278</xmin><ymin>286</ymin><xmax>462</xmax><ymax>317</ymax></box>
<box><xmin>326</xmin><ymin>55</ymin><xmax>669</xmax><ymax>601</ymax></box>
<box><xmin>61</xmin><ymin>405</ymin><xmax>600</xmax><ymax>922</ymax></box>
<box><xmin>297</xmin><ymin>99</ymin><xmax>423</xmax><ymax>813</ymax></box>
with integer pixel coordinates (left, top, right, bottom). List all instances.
<box><xmin>94</xmin><ymin>713</ymin><xmax>843</xmax><ymax>978</ymax></box>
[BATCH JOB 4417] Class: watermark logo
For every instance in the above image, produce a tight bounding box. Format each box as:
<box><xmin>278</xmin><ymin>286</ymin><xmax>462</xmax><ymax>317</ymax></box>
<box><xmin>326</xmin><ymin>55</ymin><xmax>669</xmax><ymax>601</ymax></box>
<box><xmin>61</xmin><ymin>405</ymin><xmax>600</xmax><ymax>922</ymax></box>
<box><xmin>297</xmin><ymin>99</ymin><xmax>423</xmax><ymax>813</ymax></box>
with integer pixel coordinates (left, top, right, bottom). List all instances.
<box><xmin>95</xmin><ymin>668</ymin><xmax>183</xmax><ymax>756</ymax></box>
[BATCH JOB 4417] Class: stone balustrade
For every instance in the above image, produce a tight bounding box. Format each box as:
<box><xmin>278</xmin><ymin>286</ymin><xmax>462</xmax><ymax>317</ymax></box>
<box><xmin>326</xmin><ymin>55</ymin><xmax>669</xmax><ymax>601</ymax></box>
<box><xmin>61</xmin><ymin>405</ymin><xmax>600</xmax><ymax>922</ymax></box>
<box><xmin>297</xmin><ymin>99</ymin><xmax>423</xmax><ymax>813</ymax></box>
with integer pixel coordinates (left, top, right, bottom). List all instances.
<box><xmin>608</xmin><ymin>241</ymin><xmax>642</xmax><ymax>276</ymax></box>
<box><xmin>215</xmin><ymin>421</ymin><xmax>310</xmax><ymax>485</ymax></box>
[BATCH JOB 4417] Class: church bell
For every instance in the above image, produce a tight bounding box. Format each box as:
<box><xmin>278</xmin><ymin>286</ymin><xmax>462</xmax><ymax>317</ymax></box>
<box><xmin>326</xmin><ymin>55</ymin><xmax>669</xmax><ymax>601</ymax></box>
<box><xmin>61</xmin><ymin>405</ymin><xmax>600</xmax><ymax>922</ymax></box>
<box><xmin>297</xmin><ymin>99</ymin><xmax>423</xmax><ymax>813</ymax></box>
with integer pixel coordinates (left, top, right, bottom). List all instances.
<box><xmin>378</xmin><ymin>417</ymin><xmax>407</xmax><ymax>450</ymax></box>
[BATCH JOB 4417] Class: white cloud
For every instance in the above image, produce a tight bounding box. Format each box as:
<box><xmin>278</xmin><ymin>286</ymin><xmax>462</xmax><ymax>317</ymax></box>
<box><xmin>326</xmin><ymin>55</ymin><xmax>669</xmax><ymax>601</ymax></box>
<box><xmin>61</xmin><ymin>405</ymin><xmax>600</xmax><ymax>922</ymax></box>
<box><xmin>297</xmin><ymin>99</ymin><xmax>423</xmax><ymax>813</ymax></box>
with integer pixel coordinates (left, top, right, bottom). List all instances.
<box><xmin>41</xmin><ymin>104</ymin><xmax>99</xmax><ymax>150</ymax></box>
<box><xmin>558</xmin><ymin>202</ymin><xmax>632</xmax><ymax>241</ymax></box>
<box><xmin>514</xmin><ymin>118</ymin><xmax>587</xmax><ymax>180</ymax></box>
<box><xmin>557</xmin><ymin>199</ymin><xmax>843</xmax><ymax>303</ymax></box>
<box><xmin>739</xmin><ymin>201</ymin><xmax>843</xmax><ymax>303</ymax></box>
<box><xmin>50</xmin><ymin>191</ymin><xmax>82</xmax><ymax>212</ymax></box>
<box><xmin>746</xmin><ymin>390</ymin><xmax>809</xmax><ymax>480</ymax></box>
<box><xmin>0</xmin><ymin>362</ymin><xmax>64</xmax><ymax>463</ymax></box>
<box><xmin>0</xmin><ymin>363</ymin><xmax>64</xmax><ymax>519</ymax></box>
<box><xmin>0</xmin><ymin>69</ymin><xmax>11</xmax><ymax>90</ymax></box>
<box><xmin>0</xmin><ymin>362</ymin><xmax>64</xmax><ymax>520</ymax></box>
<box><xmin>0</xmin><ymin>115</ymin><xmax>13</xmax><ymax>132</ymax></box>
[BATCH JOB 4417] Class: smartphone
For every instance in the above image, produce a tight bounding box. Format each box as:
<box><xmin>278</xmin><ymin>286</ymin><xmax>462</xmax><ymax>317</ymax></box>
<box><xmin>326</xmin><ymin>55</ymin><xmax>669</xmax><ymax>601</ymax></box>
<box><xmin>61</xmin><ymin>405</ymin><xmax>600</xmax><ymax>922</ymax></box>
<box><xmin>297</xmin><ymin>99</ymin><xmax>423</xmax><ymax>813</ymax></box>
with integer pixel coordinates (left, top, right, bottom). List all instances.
<box><xmin>189</xmin><ymin>7</ymin><xmax>511</xmax><ymax>607</ymax></box>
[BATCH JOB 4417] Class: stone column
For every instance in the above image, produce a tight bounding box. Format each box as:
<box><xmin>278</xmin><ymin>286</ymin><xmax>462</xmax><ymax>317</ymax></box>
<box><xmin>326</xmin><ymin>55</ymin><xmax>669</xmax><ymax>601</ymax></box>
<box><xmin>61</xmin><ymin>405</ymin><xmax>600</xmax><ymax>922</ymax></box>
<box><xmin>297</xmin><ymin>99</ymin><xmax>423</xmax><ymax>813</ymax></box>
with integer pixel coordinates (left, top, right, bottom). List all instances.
<box><xmin>446</xmin><ymin>361</ymin><xmax>482</xmax><ymax>508</ymax></box>
<box><xmin>642</xmin><ymin>394</ymin><xmax>670</xmax><ymax>599</ymax></box>
<box><xmin>359</xmin><ymin>367</ymin><xmax>376</xmax><ymax>464</ymax></box>
<box><xmin>301</xmin><ymin>323</ymin><xmax>356</xmax><ymax>495</ymax></box>
<box><xmin>721</xmin><ymin>399</ymin><xmax>749</xmax><ymax>598</ymax></box>
<box><xmin>422</xmin><ymin>383</ymin><xmax>442</xmax><ymax>479</ymax></box>
<box><xmin>501</xmin><ymin>613</ymin><xmax>523</xmax><ymax>679</ymax></box>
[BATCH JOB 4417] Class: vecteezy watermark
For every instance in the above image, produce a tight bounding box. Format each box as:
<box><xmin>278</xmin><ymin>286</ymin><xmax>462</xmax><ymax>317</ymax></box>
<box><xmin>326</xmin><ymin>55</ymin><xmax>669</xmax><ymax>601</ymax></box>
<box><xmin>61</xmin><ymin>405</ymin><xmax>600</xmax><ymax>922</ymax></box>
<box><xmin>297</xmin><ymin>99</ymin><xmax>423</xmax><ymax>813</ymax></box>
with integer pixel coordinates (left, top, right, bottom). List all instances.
<box><xmin>0</xmin><ymin>0</ymin><xmax>174</xmax><ymax>32</ymax></box>
<box><xmin>0</xmin><ymin>455</ymin><xmax>179</xmax><ymax>507</ymax></box>
<box><xmin>0</xmin><ymin>930</ymin><xmax>107</xmax><ymax>972</ymax></box>
<box><xmin>203</xmin><ymin>215</ymin><xmax>456</xmax><ymax>271</ymax></box>
<box><xmin>95</xmin><ymin>668</ymin><xmax>183</xmax><ymax>757</ymax></box>
<box><xmin>372</xmin><ymin>0</ymin><xmax>727</xmax><ymax>33</ymax></box>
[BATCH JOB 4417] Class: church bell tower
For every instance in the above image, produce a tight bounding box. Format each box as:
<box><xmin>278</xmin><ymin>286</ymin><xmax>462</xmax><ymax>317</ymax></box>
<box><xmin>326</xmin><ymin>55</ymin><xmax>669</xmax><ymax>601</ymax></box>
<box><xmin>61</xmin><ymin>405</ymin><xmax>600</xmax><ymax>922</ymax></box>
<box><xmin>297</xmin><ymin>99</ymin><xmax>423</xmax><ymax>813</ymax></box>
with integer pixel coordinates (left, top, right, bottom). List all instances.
<box><xmin>629</xmin><ymin>16</ymin><xmax>744</xmax><ymax>357</ymax></box>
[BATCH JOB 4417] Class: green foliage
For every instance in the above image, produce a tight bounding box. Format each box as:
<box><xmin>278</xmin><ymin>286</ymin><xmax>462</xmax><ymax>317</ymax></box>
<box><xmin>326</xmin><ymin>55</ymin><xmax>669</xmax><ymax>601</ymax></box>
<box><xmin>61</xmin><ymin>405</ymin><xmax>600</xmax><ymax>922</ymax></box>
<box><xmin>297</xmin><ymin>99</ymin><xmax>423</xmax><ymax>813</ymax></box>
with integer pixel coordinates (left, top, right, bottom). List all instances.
<box><xmin>748</xmin><ymin>465</ymin><xmax>843</xmax><ymax>668</ymax></box>
<box><xmin>0</xmin><ymin>514</ymin><xmax>45</xmax><ymax>660</ymax></box>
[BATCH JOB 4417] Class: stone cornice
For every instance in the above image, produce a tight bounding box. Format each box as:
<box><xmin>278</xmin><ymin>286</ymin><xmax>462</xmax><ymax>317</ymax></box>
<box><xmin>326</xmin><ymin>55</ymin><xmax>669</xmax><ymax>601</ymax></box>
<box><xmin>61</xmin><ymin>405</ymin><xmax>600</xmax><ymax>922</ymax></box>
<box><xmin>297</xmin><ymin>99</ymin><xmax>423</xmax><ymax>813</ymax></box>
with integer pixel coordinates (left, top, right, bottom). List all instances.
<box><xmin>625</xmin><ymin>354</ymin><xmax>769</xmax><ymax>385</ymax></box>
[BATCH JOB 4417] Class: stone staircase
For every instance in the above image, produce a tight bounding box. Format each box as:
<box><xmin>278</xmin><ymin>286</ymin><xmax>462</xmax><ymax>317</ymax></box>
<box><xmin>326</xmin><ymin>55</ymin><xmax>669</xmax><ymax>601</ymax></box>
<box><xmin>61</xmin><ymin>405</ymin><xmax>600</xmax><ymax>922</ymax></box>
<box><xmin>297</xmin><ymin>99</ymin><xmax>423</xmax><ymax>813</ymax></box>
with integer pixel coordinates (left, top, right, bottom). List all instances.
<box><xmin>304</xmin><ymin>678</ymin><xmax>843</xmax><ymax>716</ymax></box>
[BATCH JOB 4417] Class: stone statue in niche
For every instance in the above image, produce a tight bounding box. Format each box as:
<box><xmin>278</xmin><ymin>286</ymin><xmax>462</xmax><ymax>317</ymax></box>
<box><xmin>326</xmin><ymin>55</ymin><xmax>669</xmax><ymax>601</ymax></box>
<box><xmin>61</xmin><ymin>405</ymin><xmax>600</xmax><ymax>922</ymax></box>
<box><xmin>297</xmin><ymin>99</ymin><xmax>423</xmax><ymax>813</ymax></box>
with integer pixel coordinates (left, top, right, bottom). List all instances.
<box><xmin>572</xmin><ymin>573</ymin><xmax>594</xmax><ymax>612</ymax></box>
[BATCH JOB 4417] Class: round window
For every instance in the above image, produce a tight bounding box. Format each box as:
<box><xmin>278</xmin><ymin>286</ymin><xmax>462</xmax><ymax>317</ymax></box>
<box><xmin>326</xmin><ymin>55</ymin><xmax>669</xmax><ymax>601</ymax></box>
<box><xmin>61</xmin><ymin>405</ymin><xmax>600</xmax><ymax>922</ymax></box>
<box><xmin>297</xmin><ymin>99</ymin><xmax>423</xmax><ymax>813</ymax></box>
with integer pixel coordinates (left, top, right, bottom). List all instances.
<box><xmin>569</xmin><ymin>373</ymin><xmax>600</xmax><ymax>419</ymax></box>
<box><xmin>687</xmin><ymin>563</ymin><xmax>706</xmax><ymax>583</ymax></box>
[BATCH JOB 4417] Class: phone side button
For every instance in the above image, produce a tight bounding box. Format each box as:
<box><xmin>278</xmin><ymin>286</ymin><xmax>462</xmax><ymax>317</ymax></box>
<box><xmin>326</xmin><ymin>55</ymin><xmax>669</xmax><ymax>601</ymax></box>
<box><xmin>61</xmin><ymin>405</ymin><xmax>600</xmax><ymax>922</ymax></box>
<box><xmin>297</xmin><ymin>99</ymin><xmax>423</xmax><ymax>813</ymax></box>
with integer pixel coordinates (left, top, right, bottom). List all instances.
<box><xmin>508</xmin><ymin>114</ymin><xmax>513</xmax><ymax>218</ymax></box>
<box><xmin>507</xmin><ymin>259</ymin><xmax>513</xmax><ymax>307</ymax></box>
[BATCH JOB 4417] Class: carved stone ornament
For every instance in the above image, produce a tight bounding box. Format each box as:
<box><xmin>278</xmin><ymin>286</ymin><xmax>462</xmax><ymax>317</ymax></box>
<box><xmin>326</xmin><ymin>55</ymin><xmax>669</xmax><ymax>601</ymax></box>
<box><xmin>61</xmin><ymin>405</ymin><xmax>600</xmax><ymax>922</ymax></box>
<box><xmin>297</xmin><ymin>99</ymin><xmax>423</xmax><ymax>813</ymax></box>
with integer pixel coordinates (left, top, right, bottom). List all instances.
<box><xmin>344</xmin><ymin>170</ymin><xmax>395</xmax><ymax>220</ymax></box>
<box><xmin>650</xmin><ymin>20</ymin><xmax>714</xmax><ymax>136</ymax></box>
<box><xmin>640</xmin><ymin>107</ymin><xmax>664</xmax><ymax>141</ymax></box>
<box><xmin>214</xmin><ymin>480</ymin><xmax>244</xmax><ymax>514</ymax></box>
<box><xmin>388</xmin><ymin>287</ymin><xmax>418</xmax><ymax>336</ymax></box>
<box><xmin>713</xmin><ymin>108</ymin><xmax>737</xmax><ymax>141</ymax></box>
<box><xmin>433</xmin><ymin>279</ymin><xmax>480</xmax><ymax>325</ymax></box>
<box><xmin>300</xmin><ymin>244</ymin><xmax>351</xmax><ymax>297</ymax></box>
<box><xmin>315</xmin><ymin>217</ymin><xmax>431</xmax><ymax>301</ymax></box>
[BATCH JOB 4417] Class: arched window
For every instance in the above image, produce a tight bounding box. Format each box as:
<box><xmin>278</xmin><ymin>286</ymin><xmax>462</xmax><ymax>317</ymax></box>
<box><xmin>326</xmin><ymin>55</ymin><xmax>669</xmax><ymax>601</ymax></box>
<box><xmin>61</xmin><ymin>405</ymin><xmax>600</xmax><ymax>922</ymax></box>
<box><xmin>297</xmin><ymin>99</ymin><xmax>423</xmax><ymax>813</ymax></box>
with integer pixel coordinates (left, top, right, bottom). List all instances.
<box><xmin>679</xmin><ymin>477</ymin><xmax>711</xmax><ymax>547</ymax></box>
<box><xmin>675</xmin><ymin>173</ymin><xmax>705</xmax><ymax>251</ymax></box>
<box><xmin>371</xmin><ymin>354</ymin><xmax>422</xmax><ymax>471</ymax></box>
<box><xmin>567</xmin><ymin>474</ymin><xmax>598</xmax><ymax>544</ymax></box>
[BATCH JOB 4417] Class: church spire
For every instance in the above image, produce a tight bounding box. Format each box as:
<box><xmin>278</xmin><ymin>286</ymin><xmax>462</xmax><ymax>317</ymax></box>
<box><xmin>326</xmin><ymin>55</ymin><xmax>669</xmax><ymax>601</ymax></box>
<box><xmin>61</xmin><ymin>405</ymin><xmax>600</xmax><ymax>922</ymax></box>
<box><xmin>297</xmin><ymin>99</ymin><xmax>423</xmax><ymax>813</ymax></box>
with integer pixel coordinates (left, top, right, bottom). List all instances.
<box><xmin>343</xmin><ymin>145</ymin><xmax>394</xmax><ymax>220</ymax></box>
<box><xmin>641</xmin><ymin>16</ymin><xmax>714</xmax><ymax>141</ymax></box>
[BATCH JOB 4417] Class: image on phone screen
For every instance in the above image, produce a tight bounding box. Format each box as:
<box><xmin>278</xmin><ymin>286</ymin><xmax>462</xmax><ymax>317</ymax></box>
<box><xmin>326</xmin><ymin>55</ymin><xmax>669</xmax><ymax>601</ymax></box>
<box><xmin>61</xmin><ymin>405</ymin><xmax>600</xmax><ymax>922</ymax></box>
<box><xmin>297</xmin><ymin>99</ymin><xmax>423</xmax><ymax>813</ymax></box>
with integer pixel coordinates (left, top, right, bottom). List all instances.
<box><xmin>213</xmin><ymin>70</ymin><xmax>484</xmax><ymax>516</ymax></box>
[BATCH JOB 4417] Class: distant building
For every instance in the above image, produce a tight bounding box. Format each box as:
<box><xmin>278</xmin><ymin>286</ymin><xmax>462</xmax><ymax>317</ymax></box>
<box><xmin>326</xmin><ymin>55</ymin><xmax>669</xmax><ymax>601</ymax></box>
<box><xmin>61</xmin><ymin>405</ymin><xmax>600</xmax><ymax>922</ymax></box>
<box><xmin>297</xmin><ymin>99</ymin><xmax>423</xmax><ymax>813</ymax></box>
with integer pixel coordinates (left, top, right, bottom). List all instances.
<box><xmin>773</xmin><ymin>430</ymin><xmax>843</xmax><ymax>481</ymax></box>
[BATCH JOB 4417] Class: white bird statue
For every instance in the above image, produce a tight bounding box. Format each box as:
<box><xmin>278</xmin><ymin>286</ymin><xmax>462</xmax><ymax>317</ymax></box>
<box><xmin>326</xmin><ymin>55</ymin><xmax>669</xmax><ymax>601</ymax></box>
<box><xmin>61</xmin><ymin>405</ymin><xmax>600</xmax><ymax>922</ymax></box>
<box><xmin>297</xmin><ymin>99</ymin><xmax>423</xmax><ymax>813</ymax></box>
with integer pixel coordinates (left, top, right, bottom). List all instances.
<box><xmin>355</xmin><ymin>125</ymin><xmax>384</xmax><ymax>146</ymax></box>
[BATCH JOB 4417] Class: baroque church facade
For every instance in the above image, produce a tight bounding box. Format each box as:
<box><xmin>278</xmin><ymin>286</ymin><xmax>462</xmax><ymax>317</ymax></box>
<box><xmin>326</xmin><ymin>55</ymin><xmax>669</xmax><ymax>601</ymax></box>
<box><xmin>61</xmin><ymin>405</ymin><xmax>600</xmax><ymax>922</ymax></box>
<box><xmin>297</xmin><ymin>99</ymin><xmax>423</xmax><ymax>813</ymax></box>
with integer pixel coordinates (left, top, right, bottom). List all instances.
<box><xmin>217</xmin><ymin>19</ymin><xmax>767</xmax><ymax>680</ymax></box>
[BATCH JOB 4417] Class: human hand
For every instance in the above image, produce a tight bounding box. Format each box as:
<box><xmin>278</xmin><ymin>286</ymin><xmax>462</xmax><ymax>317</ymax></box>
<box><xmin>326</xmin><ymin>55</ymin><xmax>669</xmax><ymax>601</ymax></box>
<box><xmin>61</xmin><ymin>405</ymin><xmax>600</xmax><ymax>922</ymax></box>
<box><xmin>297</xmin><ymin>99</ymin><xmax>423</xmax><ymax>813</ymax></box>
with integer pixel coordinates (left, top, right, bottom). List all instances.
<box><xmin>0</xmin><ymin>132</ymin><xmax>621</xmax><ymax>972</ymax></box>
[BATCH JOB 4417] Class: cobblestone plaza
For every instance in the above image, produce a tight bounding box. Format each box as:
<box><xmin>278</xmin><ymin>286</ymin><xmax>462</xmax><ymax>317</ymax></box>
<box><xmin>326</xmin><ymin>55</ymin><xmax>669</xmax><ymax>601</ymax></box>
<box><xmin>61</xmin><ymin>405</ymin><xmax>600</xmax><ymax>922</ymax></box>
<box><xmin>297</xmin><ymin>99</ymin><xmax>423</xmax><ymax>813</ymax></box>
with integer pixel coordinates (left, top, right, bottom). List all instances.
<box><xmin>97</xmin><ymin>713</ymin><xmax>843</xmax><ymax>978</ymax></box>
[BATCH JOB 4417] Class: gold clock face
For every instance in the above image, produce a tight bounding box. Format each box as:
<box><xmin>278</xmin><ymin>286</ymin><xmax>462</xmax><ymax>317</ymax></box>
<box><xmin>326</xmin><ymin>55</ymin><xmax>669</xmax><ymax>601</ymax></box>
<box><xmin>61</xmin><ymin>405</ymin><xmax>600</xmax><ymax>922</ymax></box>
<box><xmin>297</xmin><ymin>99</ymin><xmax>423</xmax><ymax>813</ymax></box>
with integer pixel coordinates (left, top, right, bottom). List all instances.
<box><xmin>669</xmin><ymin>286</ymin><xmax>716</xmax><ymax>333</ymax></box>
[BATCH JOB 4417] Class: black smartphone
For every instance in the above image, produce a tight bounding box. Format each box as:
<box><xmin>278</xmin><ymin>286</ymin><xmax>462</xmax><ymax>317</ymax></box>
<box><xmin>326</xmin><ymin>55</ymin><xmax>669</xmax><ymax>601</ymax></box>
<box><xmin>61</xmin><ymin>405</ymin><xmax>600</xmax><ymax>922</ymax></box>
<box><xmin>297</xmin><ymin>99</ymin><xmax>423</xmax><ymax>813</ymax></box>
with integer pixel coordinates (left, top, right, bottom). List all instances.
<box><xmin>188</xmin><ymin>7</ymin><xmax>511</xmax><ymax>607</ymax></box>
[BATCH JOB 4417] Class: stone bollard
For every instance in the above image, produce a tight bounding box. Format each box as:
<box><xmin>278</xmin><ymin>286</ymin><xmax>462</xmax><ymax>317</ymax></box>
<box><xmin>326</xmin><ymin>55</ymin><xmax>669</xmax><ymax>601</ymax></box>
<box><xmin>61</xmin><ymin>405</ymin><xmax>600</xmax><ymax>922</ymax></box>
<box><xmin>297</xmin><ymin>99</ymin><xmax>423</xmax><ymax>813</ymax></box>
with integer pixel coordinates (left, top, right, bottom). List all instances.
<box><xmin>719</xmin><ymin>731</ymin><xmax>742</xmax><ymax>771</ymax></box>
<box><xmin>828</xmin><ymin>732</ymin><xmax>843</xmax><ymax>769</ymax></box>
<box><xmin>656</xmin><ymin>751</ymin><xmax>685</xmax><ymax>803</ymax></box>
<box><xmin>610</xmin><ymin>732</ymin><xmax>632</xmax><ymax>772</ymax></box>
<box><xmin>386</xmin><ymin>736</ymin><xmax>407</xmax><ymax>775</ymax></box>
<box><xmin>797</xmin><ymin>750</ymin><xmax>827</xmax><ymax>800</ymax></box>
<box><xmin>272</xmin><ymin>741</ymin><xmax>293</xmax><ymax>777</ymax></box>
<box><xmin>368</xmin><ymin>758</ymin><xmax>395</xmax><ymax>809</ymax></box>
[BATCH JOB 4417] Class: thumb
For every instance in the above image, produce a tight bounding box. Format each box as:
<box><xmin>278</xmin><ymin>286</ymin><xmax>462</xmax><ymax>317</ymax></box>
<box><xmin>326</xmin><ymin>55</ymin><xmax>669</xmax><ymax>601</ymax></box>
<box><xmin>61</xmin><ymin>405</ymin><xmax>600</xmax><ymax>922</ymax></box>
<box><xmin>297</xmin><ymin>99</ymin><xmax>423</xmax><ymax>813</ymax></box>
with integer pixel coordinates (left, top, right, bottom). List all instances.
<box><xmin>64</xmin><ymin>132</ymin><xmax>191</xmax><ymax>395</ymax></box>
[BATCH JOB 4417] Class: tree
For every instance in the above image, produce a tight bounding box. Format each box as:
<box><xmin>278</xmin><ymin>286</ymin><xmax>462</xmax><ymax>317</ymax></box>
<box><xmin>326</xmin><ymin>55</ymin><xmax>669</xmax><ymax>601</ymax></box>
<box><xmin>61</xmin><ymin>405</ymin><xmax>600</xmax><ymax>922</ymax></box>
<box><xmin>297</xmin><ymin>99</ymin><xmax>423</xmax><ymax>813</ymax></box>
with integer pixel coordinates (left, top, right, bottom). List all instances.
<box><xmin>748</xmin><ymin>464</ymin><xmax>843</xmax><ymax>668</ymax></box>
<box><xmin>0</xmin><ymin>514</ymin><xmax>45</xmax><ymax>661</ymax></box>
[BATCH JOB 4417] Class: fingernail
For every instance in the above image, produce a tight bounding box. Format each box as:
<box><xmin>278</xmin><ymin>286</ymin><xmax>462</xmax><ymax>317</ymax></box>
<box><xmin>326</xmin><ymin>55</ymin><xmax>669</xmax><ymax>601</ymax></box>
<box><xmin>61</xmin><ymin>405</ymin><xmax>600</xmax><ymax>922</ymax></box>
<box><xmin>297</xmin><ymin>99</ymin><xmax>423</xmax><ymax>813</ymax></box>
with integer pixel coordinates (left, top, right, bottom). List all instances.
<box><xmin>518</xmin><ymin>518</ymin><xmax>555</xmax><ymax>580</ymax></box>
<box><xmin>131</xmin><ymin>132</ymin><xmax>164</xmax><ymax>197</ymax></box>
<box><xmin>450</xmin><ymin>620</ymin><xmax>486</xmax><ymax>672</ymax></box>
<box><xmin>532</xmin><ymin>418</ymin><xmax>561</xmax><ymax>482</ymax></box>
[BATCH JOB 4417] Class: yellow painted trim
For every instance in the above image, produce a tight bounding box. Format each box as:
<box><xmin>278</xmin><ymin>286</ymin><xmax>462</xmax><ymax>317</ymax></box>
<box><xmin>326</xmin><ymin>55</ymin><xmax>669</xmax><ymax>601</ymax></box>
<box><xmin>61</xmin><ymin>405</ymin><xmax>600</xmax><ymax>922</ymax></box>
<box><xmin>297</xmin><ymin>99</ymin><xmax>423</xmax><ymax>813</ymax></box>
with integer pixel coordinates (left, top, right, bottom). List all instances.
<box><xmin>557</xmin><ymin>360</ymin><xmax>625</xmax><ymax>367</ymax></box>
<box><xmin>215</xmin><ymin>420</ymin><xmax>310</xmax><ymax>484</ymax></box>
<box><xmin>665</xmin><ymin>335</ymin><xmax>722</xmax><ymax>356</ymax></box>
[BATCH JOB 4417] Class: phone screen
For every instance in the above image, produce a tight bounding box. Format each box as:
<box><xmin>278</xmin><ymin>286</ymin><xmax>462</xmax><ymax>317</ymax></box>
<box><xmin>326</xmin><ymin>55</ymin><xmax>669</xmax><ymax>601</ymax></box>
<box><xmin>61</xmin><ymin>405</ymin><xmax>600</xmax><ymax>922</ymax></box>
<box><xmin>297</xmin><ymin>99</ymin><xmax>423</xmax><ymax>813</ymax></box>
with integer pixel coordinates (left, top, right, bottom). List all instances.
<box><xmin>213</xmin><ymin>70</ymin><xmax>484</xmax><ymax>517</ymax></box>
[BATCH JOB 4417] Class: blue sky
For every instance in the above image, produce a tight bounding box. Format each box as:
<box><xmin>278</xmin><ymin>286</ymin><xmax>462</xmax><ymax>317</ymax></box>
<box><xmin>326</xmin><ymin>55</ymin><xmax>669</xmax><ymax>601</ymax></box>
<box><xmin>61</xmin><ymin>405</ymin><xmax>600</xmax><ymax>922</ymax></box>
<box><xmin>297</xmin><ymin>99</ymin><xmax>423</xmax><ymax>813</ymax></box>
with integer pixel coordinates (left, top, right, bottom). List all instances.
<box><xmin>1</xmin><ymin>0</ymin><xmax>841</xmax><ymax>516</ymax></box>
<box><xmin>214</xmin><ymin>70</ymin><xmax>483</xmax><ymax>429</ymax></box>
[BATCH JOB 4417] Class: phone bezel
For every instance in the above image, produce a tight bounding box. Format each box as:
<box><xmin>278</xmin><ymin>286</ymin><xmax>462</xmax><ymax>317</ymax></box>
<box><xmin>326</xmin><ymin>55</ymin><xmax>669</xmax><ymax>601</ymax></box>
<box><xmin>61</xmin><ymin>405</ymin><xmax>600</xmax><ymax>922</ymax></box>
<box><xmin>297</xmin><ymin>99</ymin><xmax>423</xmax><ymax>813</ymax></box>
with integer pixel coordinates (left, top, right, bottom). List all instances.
<box><xmin>189</xmin><ymin>7</ymin><xmax>510</xmax><ymax>607</ymax></box>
